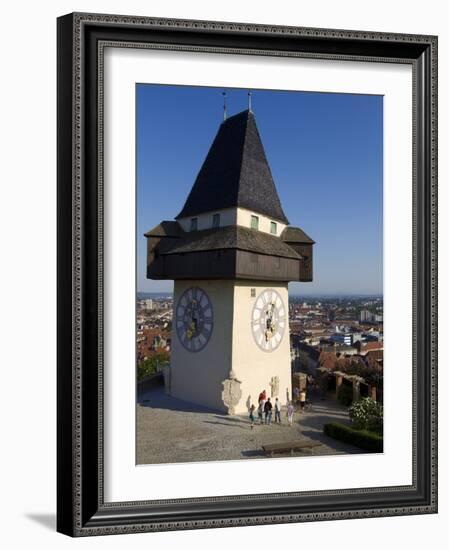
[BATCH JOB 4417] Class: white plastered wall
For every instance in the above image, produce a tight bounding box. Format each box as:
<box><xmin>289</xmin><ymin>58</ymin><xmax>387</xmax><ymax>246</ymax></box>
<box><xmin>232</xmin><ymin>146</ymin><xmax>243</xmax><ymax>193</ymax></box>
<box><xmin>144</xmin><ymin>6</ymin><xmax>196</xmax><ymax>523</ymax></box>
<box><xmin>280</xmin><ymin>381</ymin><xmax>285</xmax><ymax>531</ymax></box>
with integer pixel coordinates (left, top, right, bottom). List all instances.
<box><xmin>177</xmin><ymin>207</ymin><xmax>287</xmax><ymax>235</ymax></box>
<box><xmin>231</xmin><ymin>281</ymin><xmax>291</xmax><ymax>414</ymax></box>
<box><xmin>170</xmin><ymin>279</ymin><xmax>234</xmax><ymax>411</ymax></box>
<box><xmin>170</xmin><ymin>279</ymin><xmax>292</xmax><ymax>415</ymax></box>
<box><xmin>235</xmin><ymin>209</ymin><xmax>287</xmax><ymax>236</ymax></box>
<box><xmin>177</xmin><ymin>208</ymin><xmax>237</xmax><ymax>232</ymax></box>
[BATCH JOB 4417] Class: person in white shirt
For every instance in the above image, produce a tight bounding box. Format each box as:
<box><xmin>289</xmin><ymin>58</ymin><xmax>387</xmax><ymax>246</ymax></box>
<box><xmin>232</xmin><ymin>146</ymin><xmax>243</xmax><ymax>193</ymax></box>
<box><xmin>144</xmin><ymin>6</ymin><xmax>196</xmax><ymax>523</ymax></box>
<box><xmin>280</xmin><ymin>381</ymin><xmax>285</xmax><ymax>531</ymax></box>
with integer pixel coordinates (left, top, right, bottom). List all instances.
<box><xmin>299</xmin><ymin>390</ymin><xmax>306</xmax><ymax>412</ymax></box>
<box><xmin>274</xmin><ymin>397</ymin><xmax>282</xmax><ymax>423</ymax></box>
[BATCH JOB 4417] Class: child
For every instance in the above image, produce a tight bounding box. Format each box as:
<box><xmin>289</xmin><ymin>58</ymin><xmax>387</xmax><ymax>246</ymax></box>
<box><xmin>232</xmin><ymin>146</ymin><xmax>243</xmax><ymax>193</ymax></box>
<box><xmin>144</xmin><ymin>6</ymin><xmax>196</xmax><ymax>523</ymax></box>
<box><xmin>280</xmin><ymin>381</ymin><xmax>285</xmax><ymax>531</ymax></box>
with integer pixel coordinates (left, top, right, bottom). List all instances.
<box><xmin>287</xmin><ymin>401</ymin><xmax>294</xmax><ymax>427</ymax></box>
<box><xmin>249</xmin><ymin>404</ymin><xmax>256</xmax><ymax>429</ymax></box>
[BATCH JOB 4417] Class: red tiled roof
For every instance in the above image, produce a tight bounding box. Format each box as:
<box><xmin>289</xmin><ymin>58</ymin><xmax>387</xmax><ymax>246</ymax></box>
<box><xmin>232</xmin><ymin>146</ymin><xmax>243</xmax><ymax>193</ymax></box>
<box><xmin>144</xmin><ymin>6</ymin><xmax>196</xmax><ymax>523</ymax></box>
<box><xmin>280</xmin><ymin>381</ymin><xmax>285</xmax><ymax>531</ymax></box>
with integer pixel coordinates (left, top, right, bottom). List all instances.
<box><xmin>361</xmin><ymin>341</ymin><xmax>383</xmax><ymax>352</ymax></box>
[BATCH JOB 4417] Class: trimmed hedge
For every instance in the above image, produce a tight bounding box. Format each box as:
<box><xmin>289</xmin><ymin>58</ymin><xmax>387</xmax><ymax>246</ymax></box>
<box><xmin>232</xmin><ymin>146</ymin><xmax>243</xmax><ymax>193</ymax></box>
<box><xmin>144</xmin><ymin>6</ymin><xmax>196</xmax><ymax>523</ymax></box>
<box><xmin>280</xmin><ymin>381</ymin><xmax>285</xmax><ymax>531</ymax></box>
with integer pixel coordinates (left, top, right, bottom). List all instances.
<box><xmin>324</xmin><ymin>422</ymin><xmax>383</xmax><ymax>452</ymax></box>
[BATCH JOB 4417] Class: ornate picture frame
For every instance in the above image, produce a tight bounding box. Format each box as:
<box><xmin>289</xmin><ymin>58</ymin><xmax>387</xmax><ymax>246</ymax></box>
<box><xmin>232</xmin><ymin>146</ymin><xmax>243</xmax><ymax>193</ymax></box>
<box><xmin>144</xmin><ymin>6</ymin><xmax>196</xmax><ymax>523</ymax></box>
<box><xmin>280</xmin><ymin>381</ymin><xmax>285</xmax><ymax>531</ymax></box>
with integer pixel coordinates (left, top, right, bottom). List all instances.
<box><xmin>57</xmin><ymin>12</ymin><xmax>437</xmax><ymax>536</ymax></box>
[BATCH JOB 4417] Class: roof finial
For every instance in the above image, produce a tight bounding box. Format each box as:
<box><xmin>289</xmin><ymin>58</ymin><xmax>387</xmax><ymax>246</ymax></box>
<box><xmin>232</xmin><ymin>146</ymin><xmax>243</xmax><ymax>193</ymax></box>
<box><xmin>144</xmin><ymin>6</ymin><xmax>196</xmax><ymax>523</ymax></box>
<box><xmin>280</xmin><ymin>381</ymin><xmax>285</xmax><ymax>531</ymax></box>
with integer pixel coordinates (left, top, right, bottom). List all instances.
<box><xmin>222</xmin><ymin>91</ymin><xmax>227</xmax><ymax>121</ymax></box>
<box><xmin>248</xmin><ymin>90</ymin><xmax>252</xmax><ymax>113</ymax></box>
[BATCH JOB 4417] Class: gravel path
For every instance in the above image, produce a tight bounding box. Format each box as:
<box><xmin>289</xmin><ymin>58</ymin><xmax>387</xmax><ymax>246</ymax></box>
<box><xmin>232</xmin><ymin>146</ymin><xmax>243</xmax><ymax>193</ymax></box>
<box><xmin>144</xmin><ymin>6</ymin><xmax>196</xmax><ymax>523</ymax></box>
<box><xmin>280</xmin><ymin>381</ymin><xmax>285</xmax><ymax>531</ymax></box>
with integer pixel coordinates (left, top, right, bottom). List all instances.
<box><xmin>136</xmin><ymin>386</ymin><xmax>360</xmax><ymax>465</ymax></box>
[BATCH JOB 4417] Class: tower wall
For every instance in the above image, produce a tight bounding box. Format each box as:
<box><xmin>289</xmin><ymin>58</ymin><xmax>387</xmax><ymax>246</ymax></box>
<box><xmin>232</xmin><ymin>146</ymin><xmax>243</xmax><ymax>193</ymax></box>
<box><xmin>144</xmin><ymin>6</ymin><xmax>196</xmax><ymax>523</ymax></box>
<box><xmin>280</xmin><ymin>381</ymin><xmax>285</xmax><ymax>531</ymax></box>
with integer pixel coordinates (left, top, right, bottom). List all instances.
<box><xmin>231</xmin><ymin>281</ymin><xmax>292</xmax><ymax>414</ymax></box>
<box><xmin>170</xmin><ymin>279</ymin><xmax>292</xmax><ymax>415</ymax></box>
<box><xmin>170</xmin><ymin>280</ymin><xmax>234</xmax><ymax>411</ymax></box>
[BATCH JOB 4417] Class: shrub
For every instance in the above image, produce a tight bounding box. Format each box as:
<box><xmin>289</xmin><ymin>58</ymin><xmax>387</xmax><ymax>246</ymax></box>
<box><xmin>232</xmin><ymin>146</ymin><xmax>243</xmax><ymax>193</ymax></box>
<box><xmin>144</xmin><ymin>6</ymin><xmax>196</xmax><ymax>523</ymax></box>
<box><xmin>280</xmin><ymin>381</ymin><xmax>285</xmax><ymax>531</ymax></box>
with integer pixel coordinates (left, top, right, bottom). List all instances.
<box><xmin>324</xmin><ymin>422</ymin><xmax>383</xmax><ymax>452</ymax></box>
<box><xmin>337</xmin><ymin>384</ymin><xmax>353</xmax><ymax>407</ymax></box>
<box><xmin>349</xmin><ymin>397</ymin><xmax>383</xmax><ymax>433</ymax></box>
<box><xmin>137</xmin><ymin>352</ymin><xmax>169</xmax><ymax>381</ymax></box>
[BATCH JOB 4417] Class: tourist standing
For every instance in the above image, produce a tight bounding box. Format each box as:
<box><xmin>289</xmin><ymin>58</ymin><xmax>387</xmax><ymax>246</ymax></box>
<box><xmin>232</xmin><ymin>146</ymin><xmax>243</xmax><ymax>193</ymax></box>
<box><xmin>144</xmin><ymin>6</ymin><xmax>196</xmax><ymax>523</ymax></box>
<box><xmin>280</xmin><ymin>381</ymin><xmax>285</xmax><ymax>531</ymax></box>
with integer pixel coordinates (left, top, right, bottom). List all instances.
<box><xmin>274</xmin><ymin>397</ymin><xmax>282</xmax><ymax>423</ymax></box>
<box><xmin>249</xmin><ymin>404</ymin><xmax>256</xmax><ymax>429</ymax></box>
<box><xmin>287</xmin><ymin>401</ymin><xmax>294</xmax><ymax>426</ymax></box>
<box><xmin>299</xmin><ymin>389</ymin><xmax>306</xmax><ymax>412</ymax></box>
<box><xmin>264</xmin><ymin>398</ymin><xmax>273</xmax><ymax>424</ymax></box>
<box><xmin>257</xmin><ymin>399</ymin><xmax>265</xmax><ymax>424</ymax></box>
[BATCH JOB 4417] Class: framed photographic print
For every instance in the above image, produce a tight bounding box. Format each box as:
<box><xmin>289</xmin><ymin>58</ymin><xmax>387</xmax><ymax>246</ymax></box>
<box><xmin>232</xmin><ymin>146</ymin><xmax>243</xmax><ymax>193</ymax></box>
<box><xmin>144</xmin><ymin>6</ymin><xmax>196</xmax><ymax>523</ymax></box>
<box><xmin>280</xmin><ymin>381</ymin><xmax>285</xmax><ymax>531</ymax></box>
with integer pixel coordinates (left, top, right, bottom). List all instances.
<box><xmin>57</xmin><ymin>12</ymin><xmax>438</xmax><ymax>536</ymax></box>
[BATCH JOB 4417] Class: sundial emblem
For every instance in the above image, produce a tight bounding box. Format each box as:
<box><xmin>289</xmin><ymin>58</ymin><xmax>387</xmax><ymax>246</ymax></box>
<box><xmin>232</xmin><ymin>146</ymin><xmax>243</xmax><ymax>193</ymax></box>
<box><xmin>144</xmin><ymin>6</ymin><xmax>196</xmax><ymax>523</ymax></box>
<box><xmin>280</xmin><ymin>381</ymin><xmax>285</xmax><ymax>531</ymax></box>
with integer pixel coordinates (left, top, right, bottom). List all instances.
<box><xmin>175</xmin><ymin>287</ymin><xmax>214</xmax><ymax>352</ymax></box>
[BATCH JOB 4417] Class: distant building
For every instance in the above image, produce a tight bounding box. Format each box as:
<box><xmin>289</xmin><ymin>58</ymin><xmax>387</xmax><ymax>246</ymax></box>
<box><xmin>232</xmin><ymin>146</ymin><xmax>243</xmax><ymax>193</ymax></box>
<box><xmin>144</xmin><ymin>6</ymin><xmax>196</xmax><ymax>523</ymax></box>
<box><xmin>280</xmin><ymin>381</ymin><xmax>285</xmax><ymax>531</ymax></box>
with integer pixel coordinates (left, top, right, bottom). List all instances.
<box><xmin>364</xmin><ymin>348</ymin><xmax>383</xmax><ymax>364</ymax></box>
<box><xmin>137</xmin><ymin>327</ymin><xmax>171</xmax><ymax>363</ymax></box>
<box><xmin>360</xmin><ymin>309</ymin><xmax>374</xmax><ymax>323</ymax></box>
<box><xmin>363</xmin><ymin>331</ymin><xmax>381</xmax><ymax>342</ymax></box>
<box><xmin>320</xmin><ymin>344</ymin><xmax>358</xmax><ymax>356</ymax></box>
<box><xmin>329</xmin><ymin>332</ymin><xmax>352</xmax><ymax>346</ymax></box>
<box><xmin>360</xmin><ymin>309</ymin><xmax>383</xmax><ymax>324</ymax></box>
<box><xmin>355</xmin><ymin>340</ymin><xmax>383</xmax><ymax>355</ymax></box>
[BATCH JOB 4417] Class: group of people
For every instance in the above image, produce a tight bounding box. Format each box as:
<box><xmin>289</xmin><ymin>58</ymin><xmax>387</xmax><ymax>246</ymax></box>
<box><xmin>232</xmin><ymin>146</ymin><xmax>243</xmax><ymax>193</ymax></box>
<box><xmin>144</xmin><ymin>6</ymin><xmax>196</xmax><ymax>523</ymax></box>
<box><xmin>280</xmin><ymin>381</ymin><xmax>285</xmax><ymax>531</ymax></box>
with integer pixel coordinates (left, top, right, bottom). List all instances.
<box><xmin>248</xmin><ymin>389</ymin><xmax>301</xmax><ymax>429</ymax></box>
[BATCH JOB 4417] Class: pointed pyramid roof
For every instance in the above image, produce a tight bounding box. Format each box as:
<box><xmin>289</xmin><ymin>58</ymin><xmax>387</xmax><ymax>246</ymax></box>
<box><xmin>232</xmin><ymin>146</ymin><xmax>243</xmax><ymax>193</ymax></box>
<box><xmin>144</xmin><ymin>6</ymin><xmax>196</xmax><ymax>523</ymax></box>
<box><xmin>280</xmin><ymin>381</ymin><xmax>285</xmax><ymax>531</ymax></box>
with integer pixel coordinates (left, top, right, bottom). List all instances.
<box><xmin>176</xmin><ymin>110</ymin><xmax>289</xmax><ymax>224</ymax></box>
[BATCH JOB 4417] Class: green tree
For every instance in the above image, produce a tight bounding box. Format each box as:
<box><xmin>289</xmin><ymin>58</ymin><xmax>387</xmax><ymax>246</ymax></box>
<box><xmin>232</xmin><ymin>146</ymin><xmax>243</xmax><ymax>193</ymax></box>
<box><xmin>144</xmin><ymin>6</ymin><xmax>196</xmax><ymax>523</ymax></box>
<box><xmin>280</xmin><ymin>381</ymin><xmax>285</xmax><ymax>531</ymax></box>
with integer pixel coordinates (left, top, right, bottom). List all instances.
<box><xmin>337</xmin><ymin>384</ymin><xmax>353</xmax><ymax>407</ymax></box>
<box><xmin>137</xmin><ymin>352</ymin><xmax>170</xmax><ymax>381</ymax></box>
<box><xmin>298</xmin><ymin>350</ymin><xmax>310</xmax><ymax>371</ymax></box>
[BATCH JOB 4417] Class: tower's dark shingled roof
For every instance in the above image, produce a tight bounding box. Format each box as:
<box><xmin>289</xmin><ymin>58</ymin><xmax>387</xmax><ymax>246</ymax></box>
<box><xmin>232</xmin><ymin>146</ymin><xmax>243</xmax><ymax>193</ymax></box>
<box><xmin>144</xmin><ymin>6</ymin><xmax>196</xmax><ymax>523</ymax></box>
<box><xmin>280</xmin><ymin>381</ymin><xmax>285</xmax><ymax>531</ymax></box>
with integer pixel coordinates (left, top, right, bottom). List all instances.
<box><xmin>159</xmin><ymin>225</ymin><xmax>301</xmax><ymax>259</ymax></box>
<box><xmin>176</xmin><ymin>110</ymin><xmax>289</xmax><ymax>224</ymax></box>
<box><xmin>144</xmin><ymin>221</ymin><xmax>183</xmax><ymax>238</ymax></box>
<box><xmin>281</xmin><ymin>226</ymin><xmax>315</xmax><ymax>244</ymax></box>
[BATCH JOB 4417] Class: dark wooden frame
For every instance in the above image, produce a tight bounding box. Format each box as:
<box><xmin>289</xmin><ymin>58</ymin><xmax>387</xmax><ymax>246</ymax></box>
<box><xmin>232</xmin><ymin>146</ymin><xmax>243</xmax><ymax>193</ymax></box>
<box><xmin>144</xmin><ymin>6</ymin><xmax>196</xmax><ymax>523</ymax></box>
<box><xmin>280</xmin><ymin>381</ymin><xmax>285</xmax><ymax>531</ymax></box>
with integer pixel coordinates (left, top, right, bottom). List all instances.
<box><xmin>57</xmin><ymin>12</ymin><xmax>438</xmax><ymax>537</ymax></box>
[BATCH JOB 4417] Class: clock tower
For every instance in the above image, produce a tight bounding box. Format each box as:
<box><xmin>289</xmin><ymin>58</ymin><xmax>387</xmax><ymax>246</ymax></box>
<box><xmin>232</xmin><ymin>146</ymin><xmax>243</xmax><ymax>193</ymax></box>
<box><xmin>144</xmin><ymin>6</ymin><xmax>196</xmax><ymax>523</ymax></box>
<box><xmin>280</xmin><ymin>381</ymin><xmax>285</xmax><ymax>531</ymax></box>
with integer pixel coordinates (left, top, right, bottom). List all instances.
<box><xmin>145</xmin><ymin>108</ymin><xmax>314</xmax><ymax>414</ymax></box>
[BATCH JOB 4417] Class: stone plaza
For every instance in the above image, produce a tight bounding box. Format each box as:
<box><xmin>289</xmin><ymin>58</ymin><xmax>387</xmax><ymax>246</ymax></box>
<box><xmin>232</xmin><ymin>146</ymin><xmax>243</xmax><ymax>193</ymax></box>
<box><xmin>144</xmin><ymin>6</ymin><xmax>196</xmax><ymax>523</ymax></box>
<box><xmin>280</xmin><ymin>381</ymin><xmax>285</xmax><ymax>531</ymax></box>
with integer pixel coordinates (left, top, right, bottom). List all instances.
<box><xmin>137</xmin><ymin>386</ymin><xmax>360</xmax><ymax>465</ymax></box>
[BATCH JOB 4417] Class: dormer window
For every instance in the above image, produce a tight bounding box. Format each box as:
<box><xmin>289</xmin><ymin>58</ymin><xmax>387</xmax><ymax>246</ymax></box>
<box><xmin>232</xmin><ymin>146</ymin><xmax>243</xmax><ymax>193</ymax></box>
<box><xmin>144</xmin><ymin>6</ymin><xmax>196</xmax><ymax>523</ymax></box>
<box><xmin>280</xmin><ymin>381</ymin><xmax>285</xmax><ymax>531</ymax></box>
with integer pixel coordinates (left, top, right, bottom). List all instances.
<box><xmin>212</xmin><ymin>213</ymin><xmax>220</xmax><ymax>228</ymax></box>
<box><xmin>190</xmin><ymin>217</ymin><xmax>198</xmax><ymax>231</ymax></box>
<box><xmin>270</xmin><ymin>221</ymin><xmax>277</xmax><ymax>235</ymax></box>
<box><xmin>251</xmin><ymin>215</ymin><xmax>259</xmax><ymax>230</ymax></box>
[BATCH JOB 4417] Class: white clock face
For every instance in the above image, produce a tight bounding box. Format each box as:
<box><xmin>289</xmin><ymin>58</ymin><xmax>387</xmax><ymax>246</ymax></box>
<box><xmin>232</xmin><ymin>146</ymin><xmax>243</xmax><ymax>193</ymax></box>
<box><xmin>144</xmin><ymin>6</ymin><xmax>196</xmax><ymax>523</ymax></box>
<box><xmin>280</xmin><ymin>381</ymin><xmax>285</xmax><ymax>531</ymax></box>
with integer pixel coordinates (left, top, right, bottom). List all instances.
<box><xmin>251</xmin><ymin>289</ymin><xmax>286</xmax><ymax>352</ymax></box>
<box><xmin>175</xmin><ymin>287</ymin><xmax>213</xmax><ymax>352</ymax></box>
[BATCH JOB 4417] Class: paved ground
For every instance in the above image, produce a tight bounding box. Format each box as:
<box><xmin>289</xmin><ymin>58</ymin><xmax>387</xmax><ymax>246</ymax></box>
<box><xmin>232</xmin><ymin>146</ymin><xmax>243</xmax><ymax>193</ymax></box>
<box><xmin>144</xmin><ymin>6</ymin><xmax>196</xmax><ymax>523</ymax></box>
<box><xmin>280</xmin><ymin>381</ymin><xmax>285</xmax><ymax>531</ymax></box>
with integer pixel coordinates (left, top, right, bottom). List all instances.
<box><xmin>136</xmin><ymin>386</ymin><xmax>360</xmax><ymax>465</ymax></box>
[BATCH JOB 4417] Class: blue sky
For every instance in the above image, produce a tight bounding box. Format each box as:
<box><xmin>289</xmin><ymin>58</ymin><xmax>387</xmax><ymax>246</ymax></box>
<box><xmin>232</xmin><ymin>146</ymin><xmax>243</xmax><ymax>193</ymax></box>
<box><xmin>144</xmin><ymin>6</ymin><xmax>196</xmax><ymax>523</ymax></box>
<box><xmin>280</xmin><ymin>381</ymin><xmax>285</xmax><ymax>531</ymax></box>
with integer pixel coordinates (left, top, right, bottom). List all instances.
<box><xmin>137</xmin><ymin>85</ymin><xmax>383</xmax><ymax>296</ymax></box>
